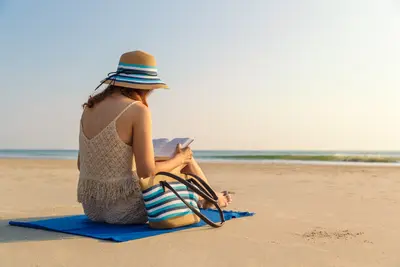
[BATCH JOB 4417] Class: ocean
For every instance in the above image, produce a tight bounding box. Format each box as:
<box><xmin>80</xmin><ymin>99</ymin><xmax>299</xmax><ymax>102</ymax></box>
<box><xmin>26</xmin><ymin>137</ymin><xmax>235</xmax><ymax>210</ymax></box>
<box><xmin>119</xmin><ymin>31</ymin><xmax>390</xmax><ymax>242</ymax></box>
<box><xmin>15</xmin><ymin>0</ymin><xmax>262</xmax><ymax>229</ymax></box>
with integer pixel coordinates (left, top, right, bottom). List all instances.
<box><xmin>1</xmin><ymin>149</ymin><xmax>400</xmax><ymax>166</ymax></box>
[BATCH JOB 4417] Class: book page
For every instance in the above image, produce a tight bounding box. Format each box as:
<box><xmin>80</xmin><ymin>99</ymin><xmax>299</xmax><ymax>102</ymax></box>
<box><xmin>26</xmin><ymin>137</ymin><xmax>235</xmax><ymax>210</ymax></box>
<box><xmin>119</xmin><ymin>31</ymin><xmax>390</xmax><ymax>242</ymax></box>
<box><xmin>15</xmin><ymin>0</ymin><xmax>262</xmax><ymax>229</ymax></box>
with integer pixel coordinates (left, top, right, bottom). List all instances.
<box><xmin>152</xmin><ymin>138</ymin><xmax>169</xmax><ymax>157</ymax></box>
<box><xmin>155</xmin><ymin>137</ymin><xmax>194</xmax><ymax>158</ymax></box>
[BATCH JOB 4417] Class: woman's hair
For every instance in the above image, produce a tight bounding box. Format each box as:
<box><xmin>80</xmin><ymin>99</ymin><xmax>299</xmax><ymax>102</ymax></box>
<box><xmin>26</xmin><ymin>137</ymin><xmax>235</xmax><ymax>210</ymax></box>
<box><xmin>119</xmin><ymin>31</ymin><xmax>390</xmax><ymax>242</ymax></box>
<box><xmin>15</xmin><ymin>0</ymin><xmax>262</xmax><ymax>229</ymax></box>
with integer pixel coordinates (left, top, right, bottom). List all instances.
<box><xmin>82</xmin><ymin>85</ymin><xmax>151</xmax><ymax>108</ymax></box>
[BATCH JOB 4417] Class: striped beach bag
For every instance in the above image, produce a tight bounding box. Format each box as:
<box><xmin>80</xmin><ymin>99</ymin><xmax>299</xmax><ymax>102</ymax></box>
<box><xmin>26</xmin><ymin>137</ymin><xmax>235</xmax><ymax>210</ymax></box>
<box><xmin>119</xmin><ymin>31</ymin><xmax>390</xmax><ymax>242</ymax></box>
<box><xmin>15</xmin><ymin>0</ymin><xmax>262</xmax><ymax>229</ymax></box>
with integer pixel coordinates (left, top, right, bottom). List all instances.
<box><xmin>139</xmin><ymin>171</ymin><xmax>225</xmax><ymax>229</ymax></box>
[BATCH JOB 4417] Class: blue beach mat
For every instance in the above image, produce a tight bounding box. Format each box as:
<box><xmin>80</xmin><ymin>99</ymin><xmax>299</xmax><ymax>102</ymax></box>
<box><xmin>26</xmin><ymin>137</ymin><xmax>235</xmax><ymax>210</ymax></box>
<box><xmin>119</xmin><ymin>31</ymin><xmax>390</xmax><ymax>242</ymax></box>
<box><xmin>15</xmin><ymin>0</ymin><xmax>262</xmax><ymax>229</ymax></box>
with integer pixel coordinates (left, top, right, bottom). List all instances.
<box><xmin>9</xmin><ymin>209</ymin><xmax>254</xmax><ymax>242</ymax></box>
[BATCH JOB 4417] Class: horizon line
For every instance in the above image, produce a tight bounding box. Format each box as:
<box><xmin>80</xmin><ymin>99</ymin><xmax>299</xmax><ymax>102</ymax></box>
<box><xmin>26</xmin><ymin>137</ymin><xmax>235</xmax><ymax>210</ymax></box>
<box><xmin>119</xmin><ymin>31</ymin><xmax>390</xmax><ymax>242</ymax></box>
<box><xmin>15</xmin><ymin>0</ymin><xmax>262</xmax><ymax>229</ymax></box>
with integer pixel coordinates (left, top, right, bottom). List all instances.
<box><xmin>1</xmin><ymin>148</ymin><xmax>400</xmax><ymax>152</ymax></box>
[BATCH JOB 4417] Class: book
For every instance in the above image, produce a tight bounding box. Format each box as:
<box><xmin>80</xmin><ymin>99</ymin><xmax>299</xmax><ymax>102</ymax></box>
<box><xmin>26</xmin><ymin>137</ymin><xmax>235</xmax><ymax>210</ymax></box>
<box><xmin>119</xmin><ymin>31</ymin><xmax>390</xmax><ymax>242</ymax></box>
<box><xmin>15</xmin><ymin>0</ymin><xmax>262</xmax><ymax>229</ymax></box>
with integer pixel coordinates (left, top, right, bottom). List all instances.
<box><xmin>153</xmin><ymin>137</ymin><xmax>194</xmax><ymax>160</ymax></box>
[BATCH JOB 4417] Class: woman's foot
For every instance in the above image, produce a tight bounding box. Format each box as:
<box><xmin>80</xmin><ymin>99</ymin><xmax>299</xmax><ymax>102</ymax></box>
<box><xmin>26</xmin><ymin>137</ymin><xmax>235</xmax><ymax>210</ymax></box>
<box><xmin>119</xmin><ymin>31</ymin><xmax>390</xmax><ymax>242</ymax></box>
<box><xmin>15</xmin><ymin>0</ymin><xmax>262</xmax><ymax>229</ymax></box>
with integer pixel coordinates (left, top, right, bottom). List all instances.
<box><xmin>216</xmin><ymin>191</ymin><xmax>233</xmax><ymax>208</ymax></box>
<box><xmin>198</xmin><ymin>191</ymin><xmax>233</xmax><ymax>209</ymax></box>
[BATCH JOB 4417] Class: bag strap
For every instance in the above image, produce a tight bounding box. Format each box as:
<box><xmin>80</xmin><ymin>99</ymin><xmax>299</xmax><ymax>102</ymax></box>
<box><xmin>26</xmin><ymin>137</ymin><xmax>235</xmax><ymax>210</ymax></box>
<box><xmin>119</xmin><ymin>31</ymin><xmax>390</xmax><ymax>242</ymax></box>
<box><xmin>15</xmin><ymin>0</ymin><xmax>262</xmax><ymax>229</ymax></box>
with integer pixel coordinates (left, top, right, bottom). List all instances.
<box><xmin>185</xmin><ymin>173</ymin><xmax>218</xmax><ymax>200</ymax></box>
<box><xmin>156</xmin><ymin>172</ymin><xmax>216</xmax><ymax>203</ymax></box>
<box><xmin>156</xmin><ymin>172</ymin><xmax>225</xmax><ymax>228</ymax></box>
<box><xmin>161</xmin><ymin>181</ymin><xmax>225</xmax><ymax>228</ymax></box>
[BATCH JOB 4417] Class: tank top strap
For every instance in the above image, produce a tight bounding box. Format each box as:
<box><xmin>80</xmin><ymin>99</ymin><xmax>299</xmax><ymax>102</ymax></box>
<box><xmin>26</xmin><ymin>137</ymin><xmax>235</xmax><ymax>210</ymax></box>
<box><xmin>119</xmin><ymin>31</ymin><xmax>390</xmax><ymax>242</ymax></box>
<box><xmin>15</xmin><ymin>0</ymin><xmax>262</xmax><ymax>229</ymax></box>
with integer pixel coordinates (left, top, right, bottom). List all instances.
<box><xmin>113</xmin><ymin>101</ymin><xmax>139</xmax><ymax>122</ymax></box>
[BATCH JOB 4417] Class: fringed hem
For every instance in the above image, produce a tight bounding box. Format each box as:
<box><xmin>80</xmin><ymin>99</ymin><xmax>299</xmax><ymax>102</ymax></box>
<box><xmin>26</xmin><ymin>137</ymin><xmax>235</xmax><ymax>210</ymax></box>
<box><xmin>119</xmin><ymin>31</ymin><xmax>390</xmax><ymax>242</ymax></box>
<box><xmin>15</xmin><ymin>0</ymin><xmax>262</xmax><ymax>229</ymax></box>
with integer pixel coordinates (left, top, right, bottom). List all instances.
<box><xmin>77</xmin><ymin>178</ymin><xmax>140</xmax><ymax>206</ymax></box>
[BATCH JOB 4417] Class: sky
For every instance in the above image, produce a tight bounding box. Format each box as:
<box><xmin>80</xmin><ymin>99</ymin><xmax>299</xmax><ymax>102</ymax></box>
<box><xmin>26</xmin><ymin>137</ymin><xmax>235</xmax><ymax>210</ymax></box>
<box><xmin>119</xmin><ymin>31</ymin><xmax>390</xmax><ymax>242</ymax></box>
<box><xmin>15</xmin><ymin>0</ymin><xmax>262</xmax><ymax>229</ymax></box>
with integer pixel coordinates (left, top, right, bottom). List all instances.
<box><xmin>0</xmin><ymin>0</ymin><xmax>399</xmax><ymax>151</ymax></box>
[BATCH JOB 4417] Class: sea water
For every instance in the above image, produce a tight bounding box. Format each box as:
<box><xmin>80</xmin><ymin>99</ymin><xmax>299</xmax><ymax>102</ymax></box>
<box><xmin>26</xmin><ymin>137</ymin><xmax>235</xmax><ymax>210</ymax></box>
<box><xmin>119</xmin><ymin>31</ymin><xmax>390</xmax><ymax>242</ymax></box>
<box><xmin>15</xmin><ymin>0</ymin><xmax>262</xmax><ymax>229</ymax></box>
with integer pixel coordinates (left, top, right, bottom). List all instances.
<box><xmin>0</xmin><ymin>149</ymin><xmax>399</xmax><ymax>166</ymax></box>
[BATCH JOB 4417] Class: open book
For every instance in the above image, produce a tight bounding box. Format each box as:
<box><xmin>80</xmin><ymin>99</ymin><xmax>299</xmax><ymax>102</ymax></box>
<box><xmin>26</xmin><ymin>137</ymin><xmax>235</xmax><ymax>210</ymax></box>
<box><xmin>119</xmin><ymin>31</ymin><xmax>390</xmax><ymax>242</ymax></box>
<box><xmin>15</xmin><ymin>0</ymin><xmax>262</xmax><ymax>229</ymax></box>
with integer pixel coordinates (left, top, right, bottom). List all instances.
<box><xmin>153</xmin><ymin>137</ymin><xmax>194</xmax><ymax>160</ymax></box>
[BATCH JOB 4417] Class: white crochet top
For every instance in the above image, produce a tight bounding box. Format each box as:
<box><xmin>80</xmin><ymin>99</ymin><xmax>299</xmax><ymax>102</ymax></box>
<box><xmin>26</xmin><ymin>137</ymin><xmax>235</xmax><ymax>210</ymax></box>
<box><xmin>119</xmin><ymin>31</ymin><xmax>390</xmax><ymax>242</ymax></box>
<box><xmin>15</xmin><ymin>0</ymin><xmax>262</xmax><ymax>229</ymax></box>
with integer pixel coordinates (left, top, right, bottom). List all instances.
<box><xmin>77</xmin><ymin>101</ymin><xmax>147</xmax><ymax>224</ymax></box>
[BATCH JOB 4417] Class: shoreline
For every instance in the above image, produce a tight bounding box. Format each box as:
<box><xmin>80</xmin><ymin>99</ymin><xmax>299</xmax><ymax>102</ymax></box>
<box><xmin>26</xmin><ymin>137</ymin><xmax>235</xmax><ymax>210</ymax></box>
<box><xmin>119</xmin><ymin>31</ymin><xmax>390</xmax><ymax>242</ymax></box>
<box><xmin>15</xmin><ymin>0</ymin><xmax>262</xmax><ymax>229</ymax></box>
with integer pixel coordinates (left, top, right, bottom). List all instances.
<box><xmin>1</xmin><ymin>157</ymin><xmax>400</xmax><ymax>168</ymax></box>
<box><xmin>1</xmin><ymin>149</ymin><xmax>400</xmax><ymax>166</ymax></box>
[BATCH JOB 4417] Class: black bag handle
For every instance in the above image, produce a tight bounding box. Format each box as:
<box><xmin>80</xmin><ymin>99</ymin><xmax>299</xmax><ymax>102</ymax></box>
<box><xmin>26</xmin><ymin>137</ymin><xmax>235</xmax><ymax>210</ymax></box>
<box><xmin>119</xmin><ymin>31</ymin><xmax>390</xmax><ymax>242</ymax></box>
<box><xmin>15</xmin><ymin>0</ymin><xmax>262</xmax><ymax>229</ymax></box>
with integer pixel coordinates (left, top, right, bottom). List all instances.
<box><xmin>156</xmin><ymin>172</ymin><xmax>225</xmax><ymax>228</ymax></box>
<box><xmin>160</xmin><ymin>181</ymin><xmax>225</xmax><ymax>228</ymax></box>
<box><xmin>185</xmin><ymin>173</ymin><xmax>218</xmax><ymax>201</ymax></box>
<box><xmin>156</xmin><ymin>172</ymin><xmax>217</xmax><ymax>203</ymax></box>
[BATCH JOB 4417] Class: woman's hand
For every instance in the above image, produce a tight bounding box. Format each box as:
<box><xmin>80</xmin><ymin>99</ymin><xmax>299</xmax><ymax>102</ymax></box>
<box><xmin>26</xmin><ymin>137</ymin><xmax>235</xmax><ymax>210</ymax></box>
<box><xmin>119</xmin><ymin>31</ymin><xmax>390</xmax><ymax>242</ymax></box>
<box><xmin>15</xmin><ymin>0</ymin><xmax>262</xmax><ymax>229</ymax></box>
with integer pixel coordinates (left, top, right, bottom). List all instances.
<box><xmin>174</xmin><ymin>144</ymin><xmax>193</xmax><ymax>164</ymax></box>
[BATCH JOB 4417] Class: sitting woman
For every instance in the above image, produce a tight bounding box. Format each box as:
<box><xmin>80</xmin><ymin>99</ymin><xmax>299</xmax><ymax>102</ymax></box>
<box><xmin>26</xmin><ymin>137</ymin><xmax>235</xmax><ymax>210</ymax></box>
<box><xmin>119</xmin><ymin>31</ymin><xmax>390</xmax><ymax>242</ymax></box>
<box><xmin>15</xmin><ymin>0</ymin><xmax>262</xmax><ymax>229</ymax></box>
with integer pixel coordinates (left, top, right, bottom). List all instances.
<box><xmin>77</xmin><ymin>50</ymin><xmax>232</xmax><ymax>224</ymax></box>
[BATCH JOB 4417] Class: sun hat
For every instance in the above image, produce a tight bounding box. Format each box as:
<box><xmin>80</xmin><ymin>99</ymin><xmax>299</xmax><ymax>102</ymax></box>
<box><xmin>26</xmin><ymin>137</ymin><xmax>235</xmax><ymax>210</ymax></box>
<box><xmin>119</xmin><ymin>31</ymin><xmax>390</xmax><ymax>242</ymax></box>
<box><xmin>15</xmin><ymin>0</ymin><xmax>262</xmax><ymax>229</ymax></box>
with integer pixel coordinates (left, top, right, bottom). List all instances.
<box><xmin>94</xmin><ymin>50</ymin><xmax>168</xmax><ymax>92</ymax></box>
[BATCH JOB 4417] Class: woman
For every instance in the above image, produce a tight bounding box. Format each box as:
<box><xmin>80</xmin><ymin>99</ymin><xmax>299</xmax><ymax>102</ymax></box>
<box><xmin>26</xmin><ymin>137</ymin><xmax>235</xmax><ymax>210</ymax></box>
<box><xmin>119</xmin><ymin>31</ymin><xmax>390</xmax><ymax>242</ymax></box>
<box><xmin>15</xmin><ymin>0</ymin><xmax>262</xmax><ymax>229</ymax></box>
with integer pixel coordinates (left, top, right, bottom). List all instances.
<box><xmin>77</xmin><ymin>50</ymin><xmax>232</xmax><ymax>224</ymax></box>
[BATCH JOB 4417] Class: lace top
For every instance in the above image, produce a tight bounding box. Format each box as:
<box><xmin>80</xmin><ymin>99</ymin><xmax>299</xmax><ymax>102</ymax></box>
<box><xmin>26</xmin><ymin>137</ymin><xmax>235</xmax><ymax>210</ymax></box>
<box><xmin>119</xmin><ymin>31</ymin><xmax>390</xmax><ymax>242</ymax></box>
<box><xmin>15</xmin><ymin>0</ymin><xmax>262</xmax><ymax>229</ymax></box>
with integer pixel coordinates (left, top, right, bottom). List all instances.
<box><xmin>77</xmin><ymin>101</ymin><xmax>141</xmax><ymax>206</ymax></box>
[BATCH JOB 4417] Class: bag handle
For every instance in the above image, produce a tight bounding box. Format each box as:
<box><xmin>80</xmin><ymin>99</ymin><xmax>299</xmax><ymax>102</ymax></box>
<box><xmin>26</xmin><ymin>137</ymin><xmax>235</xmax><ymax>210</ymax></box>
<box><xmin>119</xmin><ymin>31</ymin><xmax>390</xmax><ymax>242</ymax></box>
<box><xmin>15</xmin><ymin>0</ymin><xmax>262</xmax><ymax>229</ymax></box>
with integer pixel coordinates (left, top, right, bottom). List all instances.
<box><xmin>161</xmin><ymin>181</ymin><xmax>225</xmax><ymax>228</ymax></box>
<box><xmin>185</xmin><ymin>173</ymin><xmax>218</xmax><ymax>201</ymax></box>
<box><xmin>156</xmin><ymin>172</ymin><xmax>225</xmax><ymax>228</ymax></box>
<box><xmin>156</xmin><ymin>172</ymin><xmax>217</xmax><ymax>203</ymax></box>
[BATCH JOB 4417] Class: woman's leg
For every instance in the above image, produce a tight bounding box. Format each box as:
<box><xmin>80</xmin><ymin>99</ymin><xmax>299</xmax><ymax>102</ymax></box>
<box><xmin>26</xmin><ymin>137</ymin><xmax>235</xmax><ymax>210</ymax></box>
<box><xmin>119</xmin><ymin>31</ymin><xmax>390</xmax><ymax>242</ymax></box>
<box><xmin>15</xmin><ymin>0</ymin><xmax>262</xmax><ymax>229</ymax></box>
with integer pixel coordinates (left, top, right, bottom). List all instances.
<box><xmin>180</xmin><ymin>158</ymin><xmax>232</xmax><ymax>208</ymax></box>
<box><xmin>180</xmin><ymin>158</ymin><xmax>209</xmax><ymax>184</ymax></box>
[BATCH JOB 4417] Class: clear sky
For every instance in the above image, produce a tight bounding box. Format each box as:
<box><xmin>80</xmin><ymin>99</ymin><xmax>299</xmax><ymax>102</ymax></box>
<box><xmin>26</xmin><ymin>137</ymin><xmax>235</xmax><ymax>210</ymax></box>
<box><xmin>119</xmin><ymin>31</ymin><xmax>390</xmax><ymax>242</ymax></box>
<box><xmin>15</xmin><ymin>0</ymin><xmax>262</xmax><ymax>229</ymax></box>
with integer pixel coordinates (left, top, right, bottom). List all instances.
<box><xmin>0</xmin><ymin>0</ymin><xmax>399</xmax><ymax>150</ymax></box>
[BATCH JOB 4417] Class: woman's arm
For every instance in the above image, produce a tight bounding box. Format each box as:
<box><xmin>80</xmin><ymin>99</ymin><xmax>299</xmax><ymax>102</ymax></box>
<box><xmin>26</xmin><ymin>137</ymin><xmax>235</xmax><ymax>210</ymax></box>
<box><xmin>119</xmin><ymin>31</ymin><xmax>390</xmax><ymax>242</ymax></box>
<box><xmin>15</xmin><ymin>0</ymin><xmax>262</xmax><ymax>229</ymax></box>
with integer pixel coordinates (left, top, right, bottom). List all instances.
<box><xmin>132</xmin><ymin>103</ymin><xmax>189</xmax><ymax>178</ymax></box>
<box><xmin>154</xmin><ymin>156</ymin><xmax>185</xmax><ymax>173</ymax></box>
<box><xmin>155</xmin><ymin>144</ymin><xmax>194</xmax><ymax>173</ymax></box>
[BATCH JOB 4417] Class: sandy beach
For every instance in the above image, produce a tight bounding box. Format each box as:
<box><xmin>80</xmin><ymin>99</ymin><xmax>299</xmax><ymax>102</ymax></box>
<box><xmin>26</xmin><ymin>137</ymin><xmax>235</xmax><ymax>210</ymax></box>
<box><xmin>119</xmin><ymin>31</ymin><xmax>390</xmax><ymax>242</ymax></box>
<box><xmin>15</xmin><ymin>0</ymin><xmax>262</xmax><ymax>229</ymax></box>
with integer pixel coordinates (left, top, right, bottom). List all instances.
<box><xmin>0</xmin><ymin>159</ymin><xmax>399</xmax><ymax>267</ymax></box>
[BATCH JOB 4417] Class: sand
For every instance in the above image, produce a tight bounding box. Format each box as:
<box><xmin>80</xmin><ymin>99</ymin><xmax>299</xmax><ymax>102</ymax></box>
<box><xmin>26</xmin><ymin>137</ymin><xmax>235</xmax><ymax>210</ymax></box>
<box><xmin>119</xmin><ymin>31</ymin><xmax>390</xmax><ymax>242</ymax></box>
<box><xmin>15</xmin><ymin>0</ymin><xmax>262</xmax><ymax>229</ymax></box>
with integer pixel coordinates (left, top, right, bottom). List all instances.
<box><xmin>0</xmin><ymin>159</ymin><xmax>399</xmax><ymax>267</ymax></box>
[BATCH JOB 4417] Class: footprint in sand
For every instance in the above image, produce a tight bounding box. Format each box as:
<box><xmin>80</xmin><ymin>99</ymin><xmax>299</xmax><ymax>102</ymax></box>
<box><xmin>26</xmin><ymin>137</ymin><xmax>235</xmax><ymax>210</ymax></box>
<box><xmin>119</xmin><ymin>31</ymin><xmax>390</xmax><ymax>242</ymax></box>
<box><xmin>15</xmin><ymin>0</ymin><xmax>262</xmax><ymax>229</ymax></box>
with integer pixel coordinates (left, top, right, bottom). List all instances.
<box><xmin>301</xmin><ymin>228</ymin><xmax>365</xmax><ymax>242</ymax></box>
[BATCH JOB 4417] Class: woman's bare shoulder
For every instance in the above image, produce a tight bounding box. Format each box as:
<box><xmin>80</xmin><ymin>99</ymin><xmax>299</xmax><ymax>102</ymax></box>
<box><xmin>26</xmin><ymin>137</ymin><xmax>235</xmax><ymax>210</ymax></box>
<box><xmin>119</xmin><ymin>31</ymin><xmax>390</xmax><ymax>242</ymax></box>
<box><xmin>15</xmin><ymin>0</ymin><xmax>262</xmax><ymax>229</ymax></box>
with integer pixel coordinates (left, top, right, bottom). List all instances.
<box><xmin>126</xmin><ymin>101</ymin><xmax>151</xmax><ymax>122</ymax></box>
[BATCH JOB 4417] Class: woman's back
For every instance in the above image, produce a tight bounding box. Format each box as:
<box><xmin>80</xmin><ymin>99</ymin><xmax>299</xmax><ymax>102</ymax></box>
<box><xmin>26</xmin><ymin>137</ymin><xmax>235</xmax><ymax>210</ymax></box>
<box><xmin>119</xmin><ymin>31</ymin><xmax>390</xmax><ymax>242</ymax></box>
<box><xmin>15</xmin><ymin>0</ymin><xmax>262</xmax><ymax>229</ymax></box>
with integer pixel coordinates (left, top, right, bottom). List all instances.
<box><xmin>80</xmin><ymin>96</ymin><xmax>137</xmax><ymax>145</ymax></box>
<box><xmin>78</xmin><ymin>97</ymin><xmax>148</xmax><ymax>224</ymax></box>
<box><xmin>79</xmin><ymin>97</ymin><xmax>137</xmax><ymax>181</ymax></box>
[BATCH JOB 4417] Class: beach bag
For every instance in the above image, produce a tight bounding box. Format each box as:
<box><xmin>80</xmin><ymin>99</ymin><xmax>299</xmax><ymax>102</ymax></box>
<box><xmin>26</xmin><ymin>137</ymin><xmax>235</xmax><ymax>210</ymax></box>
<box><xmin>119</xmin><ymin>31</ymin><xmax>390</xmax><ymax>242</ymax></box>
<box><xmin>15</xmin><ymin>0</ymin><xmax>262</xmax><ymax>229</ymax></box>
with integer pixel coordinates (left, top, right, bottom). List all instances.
<box><xmin>139</xmin><ymin>171</ymin><xmax>225</xmax><ymax>229</ymax></box>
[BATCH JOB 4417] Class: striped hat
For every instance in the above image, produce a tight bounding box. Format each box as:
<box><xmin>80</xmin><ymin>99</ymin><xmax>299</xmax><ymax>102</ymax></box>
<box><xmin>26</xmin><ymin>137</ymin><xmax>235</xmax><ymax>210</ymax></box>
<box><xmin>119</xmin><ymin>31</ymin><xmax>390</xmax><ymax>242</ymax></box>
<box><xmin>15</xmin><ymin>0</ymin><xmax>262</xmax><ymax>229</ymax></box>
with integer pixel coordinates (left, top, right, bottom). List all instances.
<box><xmin>98</xmin><ymin>50</ymin><xmax>168</xmax><ymax>91</ymax></box>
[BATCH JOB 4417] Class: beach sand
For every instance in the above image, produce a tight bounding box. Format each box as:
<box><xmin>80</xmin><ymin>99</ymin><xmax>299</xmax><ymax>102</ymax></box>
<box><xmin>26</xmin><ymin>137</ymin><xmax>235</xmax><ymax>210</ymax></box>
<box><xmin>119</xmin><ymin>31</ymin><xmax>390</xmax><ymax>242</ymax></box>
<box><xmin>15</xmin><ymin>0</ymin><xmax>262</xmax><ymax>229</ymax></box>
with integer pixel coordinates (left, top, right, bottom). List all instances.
<box><xmin>0</xmin><ymin>159</ymin><xmax>399</xmax><ymax>267</ymax></box>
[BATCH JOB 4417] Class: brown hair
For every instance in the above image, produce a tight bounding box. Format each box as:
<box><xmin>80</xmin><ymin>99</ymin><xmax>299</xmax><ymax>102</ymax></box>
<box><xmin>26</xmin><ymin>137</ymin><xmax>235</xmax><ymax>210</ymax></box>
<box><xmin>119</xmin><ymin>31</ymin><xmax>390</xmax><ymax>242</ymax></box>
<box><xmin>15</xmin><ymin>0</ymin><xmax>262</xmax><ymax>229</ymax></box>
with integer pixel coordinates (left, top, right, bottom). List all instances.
<box><xmin>82</xmin><ymin>85</ymin><xmax>151</xmax><ymax>108</ymax></box>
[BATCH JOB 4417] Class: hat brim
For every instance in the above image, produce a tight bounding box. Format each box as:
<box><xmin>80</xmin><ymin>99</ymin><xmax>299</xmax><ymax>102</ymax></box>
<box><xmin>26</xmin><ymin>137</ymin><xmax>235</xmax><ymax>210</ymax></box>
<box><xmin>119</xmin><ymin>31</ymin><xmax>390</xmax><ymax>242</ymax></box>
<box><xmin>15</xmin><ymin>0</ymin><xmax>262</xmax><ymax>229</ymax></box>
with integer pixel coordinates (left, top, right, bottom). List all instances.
<box><xmin>104</xmin><ymin>79</ymin><xmax>169</xmax><ymax>90</ymax></box>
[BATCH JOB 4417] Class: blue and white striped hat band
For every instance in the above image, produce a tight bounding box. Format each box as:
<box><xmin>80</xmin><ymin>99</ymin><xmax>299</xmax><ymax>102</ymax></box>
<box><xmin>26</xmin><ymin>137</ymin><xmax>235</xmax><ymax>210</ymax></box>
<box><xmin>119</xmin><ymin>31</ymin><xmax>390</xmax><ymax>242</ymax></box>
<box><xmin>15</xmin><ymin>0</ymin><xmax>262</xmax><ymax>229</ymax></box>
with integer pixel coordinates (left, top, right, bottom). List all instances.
<box><xmin>94</xmin><ymin>50</ymin><xmax>169</xmax><ymax>92</ymax></box>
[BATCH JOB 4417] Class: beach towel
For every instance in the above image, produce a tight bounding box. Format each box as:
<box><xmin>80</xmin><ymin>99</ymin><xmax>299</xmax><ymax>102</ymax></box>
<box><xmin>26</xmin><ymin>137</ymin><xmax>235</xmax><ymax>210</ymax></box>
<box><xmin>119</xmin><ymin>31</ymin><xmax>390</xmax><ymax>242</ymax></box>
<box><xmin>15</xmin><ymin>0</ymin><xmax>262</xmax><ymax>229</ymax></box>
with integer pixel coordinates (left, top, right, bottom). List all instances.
<box><xmin>9</xmin><ymin>209</ymin><xmax>254</xmax><ymax>242</ymax></box>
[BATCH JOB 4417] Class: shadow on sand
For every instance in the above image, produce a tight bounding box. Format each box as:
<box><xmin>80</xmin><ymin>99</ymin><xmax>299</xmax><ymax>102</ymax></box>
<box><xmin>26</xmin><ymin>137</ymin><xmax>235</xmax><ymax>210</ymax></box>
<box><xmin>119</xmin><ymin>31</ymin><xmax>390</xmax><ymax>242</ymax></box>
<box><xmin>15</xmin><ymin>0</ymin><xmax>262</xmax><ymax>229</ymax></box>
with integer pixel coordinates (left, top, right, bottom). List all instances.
<box><xmin>0</xmin><ymin>216</ymin><xmax>75</xmax><ymax>243</ymax></box>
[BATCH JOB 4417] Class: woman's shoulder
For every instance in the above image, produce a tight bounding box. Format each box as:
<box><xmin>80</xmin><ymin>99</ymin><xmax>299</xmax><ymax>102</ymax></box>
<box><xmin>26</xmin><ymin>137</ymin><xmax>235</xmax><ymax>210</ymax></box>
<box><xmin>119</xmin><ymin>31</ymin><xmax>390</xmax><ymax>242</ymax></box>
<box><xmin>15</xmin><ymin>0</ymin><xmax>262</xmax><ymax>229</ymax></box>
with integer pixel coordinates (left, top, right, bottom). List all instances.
<box><xmin>109</xmin><ymin>99</ymin><xmax>151</xmax><ymax>126</ymax></box>
<box><xmin>103</xmin><ymin>98</ymin><xmax>147</xmax><ymax>115</ymax></box>
<box><xmin>127</xmin><ymin>101</ymin><xmax>151</xmax><ymax>121</ymax></box>
<box><xmin>81</xmin><ymin>98</ymin><xmax>147</xmax><ymax>121</ymax></box>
